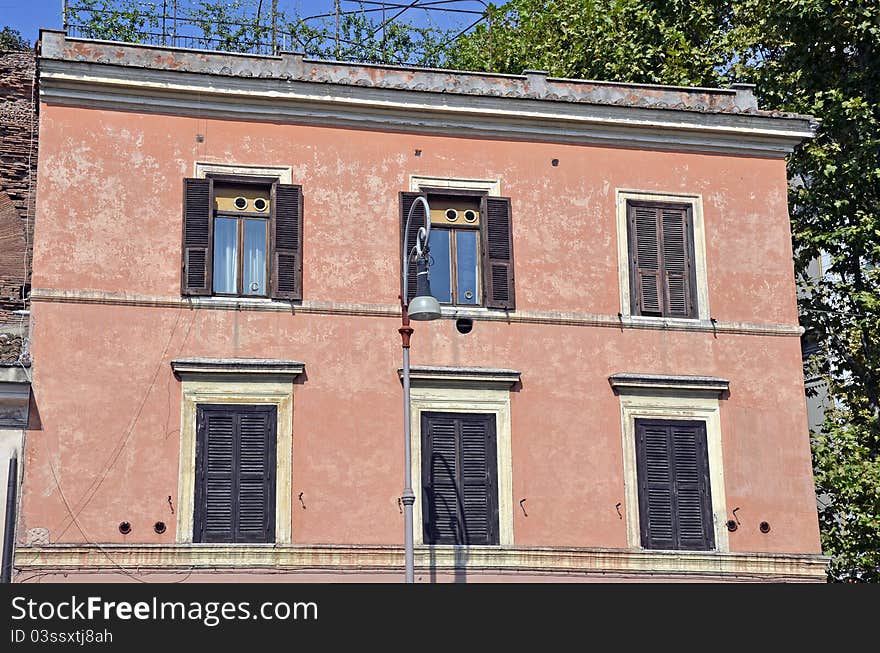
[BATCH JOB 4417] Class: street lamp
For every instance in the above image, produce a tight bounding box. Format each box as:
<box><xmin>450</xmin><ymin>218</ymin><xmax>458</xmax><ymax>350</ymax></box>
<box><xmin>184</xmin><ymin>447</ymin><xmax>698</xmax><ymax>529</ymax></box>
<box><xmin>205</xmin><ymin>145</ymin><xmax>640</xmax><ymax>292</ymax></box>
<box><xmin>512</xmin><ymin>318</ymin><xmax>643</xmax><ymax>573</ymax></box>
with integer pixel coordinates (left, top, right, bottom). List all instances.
<box><xmin>399</xmin><ymin>196</ymin><xmax>441</xmax><ymax>583</ymax></box>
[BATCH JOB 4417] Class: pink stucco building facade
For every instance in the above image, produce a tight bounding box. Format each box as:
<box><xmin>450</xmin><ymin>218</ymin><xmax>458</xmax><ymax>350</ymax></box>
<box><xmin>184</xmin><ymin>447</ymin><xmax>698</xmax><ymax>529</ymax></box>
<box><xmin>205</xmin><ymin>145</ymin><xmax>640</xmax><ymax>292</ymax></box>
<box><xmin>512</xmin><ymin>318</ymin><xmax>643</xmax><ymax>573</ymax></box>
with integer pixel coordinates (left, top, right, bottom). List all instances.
<box><xmin>12</xmin><ymin>30</ymin><xmax>827</xmax><ymax>581</ymax></box>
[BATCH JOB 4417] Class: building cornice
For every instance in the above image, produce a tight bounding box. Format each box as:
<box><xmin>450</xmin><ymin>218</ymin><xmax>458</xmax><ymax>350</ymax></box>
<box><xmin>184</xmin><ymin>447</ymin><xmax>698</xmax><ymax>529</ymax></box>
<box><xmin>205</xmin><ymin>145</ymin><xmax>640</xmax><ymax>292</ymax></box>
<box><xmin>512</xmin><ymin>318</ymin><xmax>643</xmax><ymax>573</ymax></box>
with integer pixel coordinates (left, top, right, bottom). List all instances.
<box><xmin>609</xmin><ymin>373</ymin><xmax>730</xmax><ymax>397</ymax></box>
<box><xmin>37</xmin><ymin>32</ymin><xmax>817</xmax><ymax>158</ymax></box>
<box><xmin>398</xmin><ymin>366</ymin><xmax>521</xmax><ymax>388</ymax></box>
<box><xmin>13</xmin><ymin>544</ymin><xmax>829</xmax><ymax>582</ymax></box>
<box><xmin>171</xmin><ymin>358</ymin><xmax>305</xmax><ymax>381</ymax></box>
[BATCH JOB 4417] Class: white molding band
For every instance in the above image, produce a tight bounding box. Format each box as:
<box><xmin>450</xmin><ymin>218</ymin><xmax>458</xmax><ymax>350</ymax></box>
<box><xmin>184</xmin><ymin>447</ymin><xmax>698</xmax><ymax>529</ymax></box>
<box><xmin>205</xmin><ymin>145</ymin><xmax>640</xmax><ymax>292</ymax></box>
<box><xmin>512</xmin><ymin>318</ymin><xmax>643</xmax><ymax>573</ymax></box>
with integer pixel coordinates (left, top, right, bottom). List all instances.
<box><xmin>410</xmin><ymin>175</ymin><xmax>501</xmax><ymax>196</ymax></box>
<box><xmin>609</xmin><ymin>373</ymin><xmax>729</xmax><ymax>396</ymax></box>
<box><xmin>194</xmin><ymin>161</ymin><xmax>292</xmax><ymax>184</ymax></box>
<box><xmin>29</xmin><ymin>289</ymin><xmax>804</xmax><ymax>337</ymax></box>
<box><xmin>616</xmin><ymin>189</ymin><xmax>710</xmax><ymax>321</ymax></box>
<box><xmin>399</xmin><ymin>366</ymin><xmax>521</xmax><ymax>388</ymax></box>
<box><xmin>13</xmin><ymin>544</ymin><xmax>829</xmax><ymax>581</ymax></box>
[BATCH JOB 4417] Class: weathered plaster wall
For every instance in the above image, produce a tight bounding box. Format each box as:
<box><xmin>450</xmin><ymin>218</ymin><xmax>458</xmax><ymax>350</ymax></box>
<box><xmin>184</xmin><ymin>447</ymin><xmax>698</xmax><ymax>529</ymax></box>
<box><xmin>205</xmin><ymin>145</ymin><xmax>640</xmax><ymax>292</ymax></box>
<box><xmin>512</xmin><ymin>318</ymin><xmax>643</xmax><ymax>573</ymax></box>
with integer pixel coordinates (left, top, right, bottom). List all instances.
<box><xmin>20</xmin><ymin>103</ymin><xmax>819</xmax><ymax>563</ymax></box>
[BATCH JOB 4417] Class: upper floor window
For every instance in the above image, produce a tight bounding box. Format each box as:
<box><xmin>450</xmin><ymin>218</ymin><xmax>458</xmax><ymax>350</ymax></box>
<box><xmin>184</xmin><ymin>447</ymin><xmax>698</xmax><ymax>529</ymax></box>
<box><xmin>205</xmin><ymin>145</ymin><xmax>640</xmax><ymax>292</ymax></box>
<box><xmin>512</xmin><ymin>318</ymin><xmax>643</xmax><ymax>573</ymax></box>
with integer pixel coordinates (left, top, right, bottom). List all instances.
<box><xmin>181</xmin><ymin>176</ymin><xmax>303</xmax><ymax>300</ymax></box>
<box><xmin>400</xmin><ymin>191</ymin><xmax>516</xmax><ymax>310</ymax></box>
<box><xmin>626</xmin><ymin>201</ymin><xmax>697</xmax><ymax>319</ymax></box>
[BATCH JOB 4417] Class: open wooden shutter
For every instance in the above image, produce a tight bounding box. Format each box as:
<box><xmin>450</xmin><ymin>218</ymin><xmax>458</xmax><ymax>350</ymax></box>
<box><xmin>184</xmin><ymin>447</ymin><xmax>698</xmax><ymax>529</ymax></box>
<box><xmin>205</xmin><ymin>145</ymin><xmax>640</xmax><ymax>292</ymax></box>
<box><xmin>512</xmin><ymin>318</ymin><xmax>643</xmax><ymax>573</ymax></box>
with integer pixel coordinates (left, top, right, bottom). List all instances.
<box><xmin>271</xmin><ymin>183</ymin><xmax>303</xmax><ymax>300</ymax></box>
<box><xmin>181</xmin><ymin>177</ymin><xmax>213</xmax><ymax>296</ymax></box>
<box><xmin>421</xmin><ymin>412</ymin><xmax>498</xmax><ymax>545</ymax></box>
<box><xmin>636</xmin><ymin>419</ymin><xmax>714</xmax><ymax>551</ymax></box>
<box><xmin>660</xmin><ymin>207</ymin><xmax>694</xmax><ymax>318</ymax></box>
<box><xmin>399</xmin><ymin>191</ymin><xmax>427</xmax><ymax>303</ymax></box>
<box><xmin>629</xmin><ymin>205</ymin><xmax>662</xmax><ymax>315</ymax></box>
<box><xmin>481</xmin><ymin>196</ymin><xmax>516</xmax><ymax>310</ymax></box>
<box><xmin>194</xmin><ymin>405</ymin><xmax>276</xmax><ymax>544</ymax></box>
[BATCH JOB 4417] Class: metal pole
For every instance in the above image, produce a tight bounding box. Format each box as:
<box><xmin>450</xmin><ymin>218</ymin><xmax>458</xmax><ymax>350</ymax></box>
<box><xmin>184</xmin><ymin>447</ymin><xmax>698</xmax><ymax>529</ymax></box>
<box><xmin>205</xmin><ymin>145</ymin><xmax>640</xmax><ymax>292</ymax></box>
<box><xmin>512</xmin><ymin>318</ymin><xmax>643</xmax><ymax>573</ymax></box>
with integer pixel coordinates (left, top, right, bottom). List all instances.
<box><xmin>62</xmin><ymin>0</ymin><xmax>69</xmax><ymax>33</ymax></box>
<box><xmin>1</xmin><ymin>455</ymin><xmax>18</xmax><ymax>584</ymax></box>
<box><xmin>335</xmin><ymin>0</ymin><xmax>340</xmax><ymax>59</ymax></box>
<box><xmin>400</xmin><ymin>323</ymin><xmax>415</xmax><ymax>583</ymax></box>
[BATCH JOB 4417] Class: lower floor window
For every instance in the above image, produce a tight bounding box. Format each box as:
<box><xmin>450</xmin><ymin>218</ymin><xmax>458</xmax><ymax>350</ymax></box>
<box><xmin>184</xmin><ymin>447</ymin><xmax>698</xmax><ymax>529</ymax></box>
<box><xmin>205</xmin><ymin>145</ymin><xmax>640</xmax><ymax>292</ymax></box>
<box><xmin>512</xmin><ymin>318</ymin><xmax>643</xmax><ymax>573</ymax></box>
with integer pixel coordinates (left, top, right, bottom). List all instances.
<box><xmin>635</xmin><ymin>418</ymin><xmax>714</xmax><ymax>551</ymax></box>
<box><xmin>421</xmin><ymin>411</ymin><xmax>499</xmax><ymax>545</ymax></box>
<box><xmin>193</xmin><ymin>404</ymin><xmax>277</xmax><ymax>543</ymax></box>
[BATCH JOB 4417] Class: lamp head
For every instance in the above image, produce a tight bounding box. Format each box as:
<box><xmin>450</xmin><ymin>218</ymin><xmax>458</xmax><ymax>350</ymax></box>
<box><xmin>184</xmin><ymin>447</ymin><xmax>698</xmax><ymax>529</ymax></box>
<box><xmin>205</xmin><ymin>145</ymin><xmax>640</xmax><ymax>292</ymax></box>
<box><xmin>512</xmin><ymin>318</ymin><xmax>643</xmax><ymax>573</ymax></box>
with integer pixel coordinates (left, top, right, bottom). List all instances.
<box><xmin>408</xmin><ymin>256</ymin><xmax>441</xmax><ymax>321</ymax></box>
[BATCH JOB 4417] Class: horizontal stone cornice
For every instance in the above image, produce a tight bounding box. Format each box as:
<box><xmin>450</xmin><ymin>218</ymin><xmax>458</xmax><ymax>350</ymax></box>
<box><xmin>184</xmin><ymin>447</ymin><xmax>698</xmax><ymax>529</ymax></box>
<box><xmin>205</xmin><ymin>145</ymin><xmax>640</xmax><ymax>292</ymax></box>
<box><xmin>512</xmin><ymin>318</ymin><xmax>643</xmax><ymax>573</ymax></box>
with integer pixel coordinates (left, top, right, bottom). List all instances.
<box><xmin>14</xmin><ymin>544</ymin><xmax>829</xmax><ymax>582</ymax></box>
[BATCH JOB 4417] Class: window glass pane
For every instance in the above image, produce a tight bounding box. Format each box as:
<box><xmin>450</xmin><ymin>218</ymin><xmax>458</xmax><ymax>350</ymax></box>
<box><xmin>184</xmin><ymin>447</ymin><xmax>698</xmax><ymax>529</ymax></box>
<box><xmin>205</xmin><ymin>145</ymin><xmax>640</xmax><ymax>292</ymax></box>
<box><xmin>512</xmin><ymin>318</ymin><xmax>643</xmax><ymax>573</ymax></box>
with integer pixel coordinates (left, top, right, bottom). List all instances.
<box><xmin>427</xmin><ymin>229</ymin><xmax>452</xmax><ymax>304</ymax></box>
<box><xmin>243</xmin><ymin>219</ymin><xmax>267</xmax><ymax>296</ymax></box>
<box><xmin>456</xmin><ymin>230</ymin><xmax>479</xmax><ymax>304</ymax></box>
<box><xmin>212</xmin><ymin>217</ymin><xmax>238</xmax><ymax>294</ymax></box>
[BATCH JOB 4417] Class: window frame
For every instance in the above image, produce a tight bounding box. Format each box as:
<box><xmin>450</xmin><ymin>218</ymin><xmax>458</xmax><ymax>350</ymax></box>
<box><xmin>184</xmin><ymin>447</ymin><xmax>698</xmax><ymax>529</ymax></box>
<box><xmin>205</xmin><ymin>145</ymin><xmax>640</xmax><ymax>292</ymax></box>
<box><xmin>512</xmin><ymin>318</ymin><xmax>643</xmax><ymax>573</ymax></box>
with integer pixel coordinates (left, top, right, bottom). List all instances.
<box><xmin>626</xmin><ymin>200</ymin><xmax>698</xmax><ymax>319</ymax></box>
<box><xmin>193</xmin><ymin>403</ymin><xmax>277</xmax><ymax>544</ymax></box>
<box><xmin>208</xmin><ymin>174</ymin><xmax>276</xmax><ymax>299</ymax></box>
<box><xmin>615</xmin><ymin>190</ymin><xmax>710</xmax><ymax>322</ymax></box>
<box><xmin>633</xmin><ymin>417</ymin><xmax>714</xmax><ymax>551</ymax></box>
<box><xmin>420</xmin><ymin>411</ymin><xmax>500</xmax><ymax>546</ymax></box>
<box><xmin>613</xmin><ymin>378</ymin><xmax>729</xmax><ymax>553</ymax></box>
<box><xmin>423</xmin><ymin>188</ymin><xmax>487</xmax><ymax>308</ymax></box>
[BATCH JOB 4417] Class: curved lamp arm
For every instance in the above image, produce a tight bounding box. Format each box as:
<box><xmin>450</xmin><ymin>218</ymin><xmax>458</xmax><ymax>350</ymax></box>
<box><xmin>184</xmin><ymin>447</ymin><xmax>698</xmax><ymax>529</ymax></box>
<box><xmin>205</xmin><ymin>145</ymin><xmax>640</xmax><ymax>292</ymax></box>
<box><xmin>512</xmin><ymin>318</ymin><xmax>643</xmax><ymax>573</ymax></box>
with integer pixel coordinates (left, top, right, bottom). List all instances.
<box><xmin>401</xmin><ymin>195</ymin><xmax>432</xmax><ymax>304</ymax></box>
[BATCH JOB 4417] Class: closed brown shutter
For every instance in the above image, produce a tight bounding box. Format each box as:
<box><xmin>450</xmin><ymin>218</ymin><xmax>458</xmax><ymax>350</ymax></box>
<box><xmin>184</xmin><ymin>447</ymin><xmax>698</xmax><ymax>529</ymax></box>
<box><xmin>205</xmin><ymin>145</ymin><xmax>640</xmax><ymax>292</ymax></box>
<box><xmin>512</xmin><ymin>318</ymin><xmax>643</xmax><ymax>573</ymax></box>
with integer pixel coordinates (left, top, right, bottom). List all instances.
<box><xmin>271</xmin><ymin>183</ymin><xmax>303</xmax><ymax>300</ymax></box>
<box><xmin>194</xmin><ymin>405</ymin><xmax>277</xmax><ymax>544</ymax></box>
<box><xmin>399</xmin><ymin>191</ymin><xmax>427</xmax><ymax>303</ymax></box>
<box><xmin>628</xmin><ymin>202</ymin><xmax>696</xmax><ymax>318</ymax></box>
<box><xmin>181</xmin><ymin>177</ymin><xmax>213</xmax><ymax>296</ymax></box>
<box><xmin>481</xmin><ymin>196</ymin><xmax>516</xmax><ymax>310</ymax></box>
<box><xmin>421</xmin><ymin>412</ymin><xmax>498</xmax><ymax>545</ymax></box>
<box><xmin>635</xmin><ymin>419</ymin><xmax>714</xmax><ymax>551</ymax></box>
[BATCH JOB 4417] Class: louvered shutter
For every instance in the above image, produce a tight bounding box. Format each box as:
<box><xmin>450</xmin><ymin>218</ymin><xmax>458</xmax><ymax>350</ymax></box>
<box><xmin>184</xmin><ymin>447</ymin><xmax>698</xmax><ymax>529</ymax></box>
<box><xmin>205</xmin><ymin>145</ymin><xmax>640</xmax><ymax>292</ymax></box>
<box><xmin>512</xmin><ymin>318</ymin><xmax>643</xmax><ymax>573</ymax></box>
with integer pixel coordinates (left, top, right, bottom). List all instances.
<box><xmin>181</xmin><ymin>177</ymin><xmax>213</xmax><ymax>296</ymax></box>
<box><xmin>421</xmin><ymin>412</ymin><xmax>498</xmax><ymax>545</ymax></box>
<box><xmin>629</xmin><ymin>205</ymin><xmax>662</xmax><ymax>315</ymax></box>
<box><xmin>194</xmin><ymin>405</ymin><xmax>276</xmax><ymax>544</ymax></box>
<box><xmin>399</xmin><ymin>191</ymin><xmax>427</xmax><ymax>303</ymax></box>
<box><xmin>628</xmin><ymin>203</ymin><xmax>696</xmax><ymax>318</ymax></box>
<box><xmin>660</xmin><ymin>207</ymin><xmax>693</xmax><ymax>318</ymax></box>
<box><xmin>635</xmin><ymin>419</ymin><xmax>714</xmax><ymax>551</ymax></box>
<box><xmin>481</xmin><ymin>196</ymin><xmax>516</xmax><ymax>310</ymax></box>
<box><xmin>271</xmin><ymin>183</ymin><xmax>303</xmax><ymax>300</ymax></box>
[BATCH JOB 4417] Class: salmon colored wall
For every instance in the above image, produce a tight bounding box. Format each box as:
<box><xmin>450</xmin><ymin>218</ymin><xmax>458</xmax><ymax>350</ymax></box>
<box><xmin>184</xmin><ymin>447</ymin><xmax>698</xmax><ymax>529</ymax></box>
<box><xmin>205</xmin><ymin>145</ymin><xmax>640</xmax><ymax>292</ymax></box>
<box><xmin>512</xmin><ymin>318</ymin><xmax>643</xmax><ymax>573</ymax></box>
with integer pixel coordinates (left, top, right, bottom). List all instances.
<box><xmin>20</xmin><ymin>104</ymin><xmax>820</xmax><ymax>556</ymax></box>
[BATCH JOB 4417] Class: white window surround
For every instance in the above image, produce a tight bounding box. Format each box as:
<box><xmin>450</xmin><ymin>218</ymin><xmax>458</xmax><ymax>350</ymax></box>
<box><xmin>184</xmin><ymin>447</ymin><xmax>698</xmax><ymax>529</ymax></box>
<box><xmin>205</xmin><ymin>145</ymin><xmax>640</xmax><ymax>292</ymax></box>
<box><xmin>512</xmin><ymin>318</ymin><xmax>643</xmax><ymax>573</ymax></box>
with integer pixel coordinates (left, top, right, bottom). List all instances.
<box><xmin>172</xmin><ymin>358</ymin><xmax>304</xmax><ymax>545</ymax></box>
<box><xmin>610</xmin><ymin>373</ymin><xmax>730</xmax><ymax>553</ymax></box>
<box><xmin>400</xmin><ymin>366</ymin><xmax>519</xmax><ymax>547</ymax></box>
<box><xmin>194</xmin><ymin>161</ymin><xmax>292</xmax><ymax>184</ymax></box>
<box><xmin>615</xmin><ymin>189</ymin><xmax>710</xmax><ymax>322</ymax></box>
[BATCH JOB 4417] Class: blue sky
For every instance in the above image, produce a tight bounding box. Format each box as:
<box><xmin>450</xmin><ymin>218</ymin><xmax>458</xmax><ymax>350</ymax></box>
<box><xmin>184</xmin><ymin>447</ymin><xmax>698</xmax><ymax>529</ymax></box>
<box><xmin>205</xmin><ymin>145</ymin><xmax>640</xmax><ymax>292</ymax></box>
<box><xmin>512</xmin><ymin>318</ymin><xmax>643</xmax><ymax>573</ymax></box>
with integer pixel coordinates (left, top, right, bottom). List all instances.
<box><xmin>2</xmin><ymin>1</ymin><xmax>486</xmax><ymax>45</ymax></box>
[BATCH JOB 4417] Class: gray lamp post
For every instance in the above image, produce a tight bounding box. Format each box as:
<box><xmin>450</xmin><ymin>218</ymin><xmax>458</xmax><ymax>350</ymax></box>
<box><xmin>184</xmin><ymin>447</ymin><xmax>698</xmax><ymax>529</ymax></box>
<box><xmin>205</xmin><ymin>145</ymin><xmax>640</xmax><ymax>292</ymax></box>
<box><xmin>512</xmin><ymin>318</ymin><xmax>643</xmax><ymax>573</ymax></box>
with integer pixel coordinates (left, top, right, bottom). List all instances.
<box><xmin>399</xmin><ymin>196</ymin><xmax>441</xmax><ymax>583</ymax></box>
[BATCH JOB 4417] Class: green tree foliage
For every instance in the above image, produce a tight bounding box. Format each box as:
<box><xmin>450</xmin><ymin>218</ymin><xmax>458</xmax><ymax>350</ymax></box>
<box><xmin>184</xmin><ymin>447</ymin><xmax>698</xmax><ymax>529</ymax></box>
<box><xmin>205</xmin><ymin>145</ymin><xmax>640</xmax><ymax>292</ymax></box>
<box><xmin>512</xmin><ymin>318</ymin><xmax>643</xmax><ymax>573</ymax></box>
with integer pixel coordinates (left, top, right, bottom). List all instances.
<box><xmin>453</xmin><ymin>0</ymin><xmax>880</xmax><ymax>582</ymax></box>
<box><xmin>448</xmin><ymin>0</ymin><xmax>736</xmax><ymax>86</ymax></box>
<box><xmin>0</xmin><ymin>26</ymin><xmax>30</xmax><ymax>51</ymax></box>
<box><xmin>732</xmin><ymin>0</ymin><xmax>879</xmax><ymax>583</ymax></box>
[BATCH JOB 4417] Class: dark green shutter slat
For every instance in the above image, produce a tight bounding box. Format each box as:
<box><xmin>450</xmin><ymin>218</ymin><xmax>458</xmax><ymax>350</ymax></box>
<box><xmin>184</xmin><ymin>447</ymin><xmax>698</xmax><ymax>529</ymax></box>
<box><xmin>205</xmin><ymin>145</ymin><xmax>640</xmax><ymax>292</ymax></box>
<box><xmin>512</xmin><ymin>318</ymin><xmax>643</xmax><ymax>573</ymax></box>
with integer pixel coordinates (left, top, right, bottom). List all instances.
<box><xmin>194</xmin><ymin>405</ymin><xmax>276</xmax><ymax>544</ymax></box>
<box><xmin>636</xmin><ymin>419</ymin><xmax>713</xmax><ymax>551</ymax></box>
<box><xmin>271</xmin><ymin>183</ymin><xmax>303</xmax><ymax>300</ymax></box>
<box><xmin>181</xmin><ymin>177</ymin><xmax>212</xmax><ymax>296</ymax></box>
<box><xmin>399</xmin><ymin>192</ymin><xmax>427</xmax><ymax>303</ymax></box>
<box><xmin>422</xmin><ymin>412</ymin><xmax>498</xmax><ymax>545</ymax></box>
<box><xmin>481</xmin><ymin>196</ymin><xmax>516</xmax><ymax>310</ymax></box>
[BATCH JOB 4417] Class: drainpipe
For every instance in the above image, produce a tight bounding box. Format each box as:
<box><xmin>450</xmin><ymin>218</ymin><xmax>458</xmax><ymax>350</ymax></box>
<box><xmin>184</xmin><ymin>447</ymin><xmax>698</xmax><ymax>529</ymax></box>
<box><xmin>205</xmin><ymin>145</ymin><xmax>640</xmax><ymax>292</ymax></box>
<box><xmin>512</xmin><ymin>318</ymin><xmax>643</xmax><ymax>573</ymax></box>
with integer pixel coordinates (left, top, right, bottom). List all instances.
<box><xmin>1</xmin><ymin>455</ymin><xmax>18</xmax><ymax>584</ymax></box>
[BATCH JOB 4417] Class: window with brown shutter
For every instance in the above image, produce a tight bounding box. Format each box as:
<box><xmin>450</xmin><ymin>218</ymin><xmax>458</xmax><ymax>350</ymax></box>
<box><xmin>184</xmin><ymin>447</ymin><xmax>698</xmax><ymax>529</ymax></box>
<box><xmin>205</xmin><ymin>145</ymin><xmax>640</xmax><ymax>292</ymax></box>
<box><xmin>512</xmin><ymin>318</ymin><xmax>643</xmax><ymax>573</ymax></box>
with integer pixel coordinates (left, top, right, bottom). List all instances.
<box><xmin>400</xmin><ymin>191</ymin><xmax>515</xmax><ymax>310</ymax></box>
<box><xmin>627</xmin><ymin>201</ymin><xmax>697</xmax><ymax>318</ymax></box>
<box><xmin>635</xmin><ymin>418</ymin><xmax>714</xmax><ymax>551</ymax></box>
<box><xmin>421</xmin><ymin>411</ymin><xmax>499</xmax><ymax>545</ymax></box>
<box><xmin>193</xmin><ymin>404</ymin><xmax>277</xmax><ymax>544</ymax></box>
<box><xmin>182</xmin><ymin>176</ymin><xmax>302</xmax><ymax>300</ymax></box>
